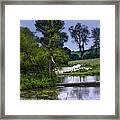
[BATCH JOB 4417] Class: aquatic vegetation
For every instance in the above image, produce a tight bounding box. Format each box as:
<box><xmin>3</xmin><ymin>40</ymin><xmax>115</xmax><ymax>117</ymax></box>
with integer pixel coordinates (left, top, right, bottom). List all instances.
<box><xmin>20</xmin><ymin>88</ymin><xmax>58</xmax><ymax>100</ymax></box>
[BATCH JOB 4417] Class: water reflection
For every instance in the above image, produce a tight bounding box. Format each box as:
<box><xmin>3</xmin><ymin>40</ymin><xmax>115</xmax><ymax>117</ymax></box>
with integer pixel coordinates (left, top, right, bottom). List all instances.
<box><xmin>62</xmin><ymin>76</ymin><xmax>100</xmax><ymax>83</ymax></box>
<box><xmin>58</xmin><ymin>87</ymin><xmax>100</xmax><ymax>100</ymax></box>
<box><xmin>58</xmin><ymin>76</ymin><xmax>100</xmax><ymax>100</ymax></box>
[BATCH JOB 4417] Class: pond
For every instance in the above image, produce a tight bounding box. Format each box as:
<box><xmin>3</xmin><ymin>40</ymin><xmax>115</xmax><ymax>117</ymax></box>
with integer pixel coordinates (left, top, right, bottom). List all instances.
<box><xmin>57</xmin><ymin>75</ymin><xmax>100</xmax><ymax>100</ymax></box>
<box><xmin>20</xmin><ymin>75</ymin><xmax>100</xmax><ymax>100</ymax></box>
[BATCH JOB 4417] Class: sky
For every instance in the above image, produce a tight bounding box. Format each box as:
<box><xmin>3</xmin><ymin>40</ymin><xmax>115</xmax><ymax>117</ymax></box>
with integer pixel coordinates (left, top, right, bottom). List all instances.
<box><xmin>20</xmin><ymin>20</ymin><xmax>100</xmax><ymax>51</ymax></box>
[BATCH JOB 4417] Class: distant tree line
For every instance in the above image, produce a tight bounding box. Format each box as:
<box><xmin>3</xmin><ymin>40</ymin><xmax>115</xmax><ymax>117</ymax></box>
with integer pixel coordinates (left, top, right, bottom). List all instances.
<box><xmin>64</xmin><ymin>47</ymin><xmax>100</xmax><ymax>61</ymax></box>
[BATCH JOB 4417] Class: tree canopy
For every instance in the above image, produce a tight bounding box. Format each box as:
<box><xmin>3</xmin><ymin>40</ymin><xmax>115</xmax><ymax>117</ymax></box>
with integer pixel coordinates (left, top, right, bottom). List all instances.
<box><xmin>91</xmin><ymin>28</ymin><xmax>100</xmax><ymax>50</ymax></box>
<box><xmin>69</xmin><ymin>23</ymin><xmax>90</xmax><ymax>59</ymax></box>
<box><xmin>35</xmin><ymin>20</ymin><xmax>68</xmax><ymax>48</ymax></box>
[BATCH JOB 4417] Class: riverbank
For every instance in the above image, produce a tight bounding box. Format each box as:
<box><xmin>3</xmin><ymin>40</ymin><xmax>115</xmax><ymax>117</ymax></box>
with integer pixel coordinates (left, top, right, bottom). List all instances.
<box><xmin>57</xmin><ymin>58</ymin><xmax>100</xmax><ymax>76</ymax></box>
<box><xmin>21</xmin><ymin>75</ymin><xmax>100</xmax><ymax>100</ymax></box>
<box><xmin>61</xmin><ymin>70</ymin><xmax>99</xmax><ymax>76</ymax></box>
<box><xmin>20</xmin><ymin>58</ymin><xmax>100</xmax><ymax>99</ymax></box>
<box><xmin>20</xmin><ymin>88</ymin><xmax>58</xmax><ymax>100</ymax></box>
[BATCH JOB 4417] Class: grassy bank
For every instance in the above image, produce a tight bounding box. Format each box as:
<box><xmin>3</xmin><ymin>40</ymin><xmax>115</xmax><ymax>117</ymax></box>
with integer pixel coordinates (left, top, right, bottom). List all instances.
<box><xmin>20</xmin><ymin>88</ymin><xmax>58</xmax><ymax>100</ymax></box>
<box><xmin>63</xmin><ymin>58</ymin><xmax>100</xmax><ymax>76</ymax></box>
<box><xmin>68</xmin><ymin>58</ymin><xmax>100</xmax><ymax>66</ymax></box>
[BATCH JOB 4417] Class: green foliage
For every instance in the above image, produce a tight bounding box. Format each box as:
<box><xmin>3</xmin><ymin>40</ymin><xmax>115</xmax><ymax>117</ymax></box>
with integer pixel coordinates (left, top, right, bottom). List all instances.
<box><xmin>35</xmin><ymin>20</ymin><xmax>69</xmax><ymax>75</ymax></box>
<box><xmin>20</xmin><ymin>25</ymin><xmax>69</xmax><ymax>92</ymax></box>
<box><xmin>35</xmin><ymin>20</ymin><xmax>68</xmax><ymax>48</ymax></box>
<box><xmin>20</xmin><ymin>73</ymin><xmax>58</xmax><ymax>90</ymax></box>
<box><xmin>20</xmin><ymin>27</ymin><xmax>49</xmax><ymax>74</ymax></box>
<box><xmin>63</xmin><ymin>47</ymin><xmax>71</xmax><ymax>58</ymax></box>
<box><xmin>91</xmin><ymin>28</ymin><xmax>100</xmax><ymax>49</ymax></box>
<box><xmin>20</xmin><ymin>27</ymin><xmax>59</xmax><ymax>92</ymax></box>
<box><xmin>20</xmin><ymin>27</ymin><xmax>37</xmax><ymax>74</ymax></box>
<box><xmin>20</xmin><ymin>27</ymin><xmax>38</xmax><ymax>53</ymax></box>
<box><xmin>70</xmin><ymin>54</ymin><xmax>79</xmax><ymax>61</ymax></box>
<box><xmin>70</xmin><ymin>48</ymin><xmax>100</xmax><ymax>60</ymax></box>
<box><xmin>82</xmin><ymin>48</ymin><xmax>100</xmax><ymax>59</ymax></box>
<box><xmin>53</xmin><ymin>48</ymin><xmax>69</xmax><ymax>67</ymax></box>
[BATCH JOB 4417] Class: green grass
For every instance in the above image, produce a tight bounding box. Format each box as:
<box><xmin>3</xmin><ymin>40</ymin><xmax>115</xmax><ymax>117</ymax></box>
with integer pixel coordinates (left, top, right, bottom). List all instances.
<box><xmin>62</xmin><ymin>69</ymin><xmax>100</xmax><ymax>76</ymax></box>
<box><xmin>68</xmin><ymin>58</ymin><xmax>100</xmax><ymax>66</ymax></box>
<box><xmin>64</xmin><ymin>58</ymin><xmax>100</xmax><ymax>76</ymax></box>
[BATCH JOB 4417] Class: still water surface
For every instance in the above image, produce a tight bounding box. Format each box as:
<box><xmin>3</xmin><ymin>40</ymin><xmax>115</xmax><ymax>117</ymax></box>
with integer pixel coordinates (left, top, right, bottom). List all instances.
<box><xmin>57</xmin><ymin>76</ymin><xmax>100</xmax><ymax>100</ymax></box>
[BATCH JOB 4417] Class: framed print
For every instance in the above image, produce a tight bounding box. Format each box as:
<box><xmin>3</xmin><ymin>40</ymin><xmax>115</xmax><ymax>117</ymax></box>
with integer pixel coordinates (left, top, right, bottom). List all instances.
<box><xmin>0</xmin><ymin>0</ymin><xmax>119</xmax><ymax>119</ymax></box>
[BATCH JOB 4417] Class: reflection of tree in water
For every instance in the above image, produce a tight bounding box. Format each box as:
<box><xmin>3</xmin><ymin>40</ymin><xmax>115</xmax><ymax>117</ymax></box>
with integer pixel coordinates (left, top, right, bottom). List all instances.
<box><xmin>79</xmin><ymin>77</ymin><xmax>81</xmax><ymax>82</ymax></box>
<box><xmin>72</xmin><ymin>87</ymin><xmax>83</xmax><ymax>99</ymax></box>
<box><xmin>68</xmin><ymin>87</ymin><xmax>100</xmax><ymax>100</ymax></box>
<box><xmin>58</xmin><ymin>75</ymin><xmax>100</xmax><ymax>100</ymax></box>
<box><xmin>80</xmin><ymin>87</ymin><xmax>89</xmax><ymax>99</ymax></box>
<box><xmin>78</xmin><ymin>76</ymin><xmax>86</xmax><ymax>82</ymax></box>
<box><xmin>72</xmin><ymin>87</ymin><xmax>90</xmax><ymax>100</ymax></box>
<box><xmin>83</xmin><ymin>87</ymin><xmax>90</xmax><ymax>97</ymax></box>
<box><xmin>68</xmin><ymin>87</ymin><xmax>78</xmax><ymax>99</ymax></box>
<box><xmin>83</xmin><ymin>76</ymin><xmax>87</xmax><ymax>82</ymax></box>
<box><xmin>96</xmin><ymin>76</ymin><xmax>100</xmax><ymax>81</ymax></box>
<box><xmin>58</xmin><ymin>87</ymin><xmax>100</xmax><ymax>100</ymax></box>
<box><xmin>62</xmin><ymin>75</ymin><xmax>100</xmax><ymax>83</ymax></box>
<box><xmin>93</xmin><ymin>87</ymin><xmax>100</xmax><ymax>95</ymax></box>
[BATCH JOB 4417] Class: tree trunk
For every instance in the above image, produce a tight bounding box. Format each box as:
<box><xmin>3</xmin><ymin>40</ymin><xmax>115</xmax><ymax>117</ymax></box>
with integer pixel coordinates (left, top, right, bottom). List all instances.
<box><xmin>82</xmin><ymin>43</ymin><xmax>84</xmax><ymax>52</ymax></box>
<box><xmin>81</xmin><ymin>51</ymin><xmax>83</xmax><ymax>60</ymax></box>
<box><xmin>81</xmin><ymin>43</ymin><xmax>85</xmax><ymax>59</ymax></box>
<box><xmin>78</xmin><ymin>43</ymin><xmax>82</xmax><ymax>59</ymax></box>
<box><xmin>48</xmin><ymin>57</ymin><xmax>52</xmax><ymax>76</ymax></box>
<box><xmin>48</xmin><ymin>52</ymin><xmax>53</xmax><ymax>78</ymax></box>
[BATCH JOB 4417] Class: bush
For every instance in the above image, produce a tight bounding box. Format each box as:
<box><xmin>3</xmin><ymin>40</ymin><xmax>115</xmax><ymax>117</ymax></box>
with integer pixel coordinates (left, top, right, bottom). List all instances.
<box><xmin>20</xmin><ymin>73</ymin><xmax>58</xmax><ymax>90</ymax></box>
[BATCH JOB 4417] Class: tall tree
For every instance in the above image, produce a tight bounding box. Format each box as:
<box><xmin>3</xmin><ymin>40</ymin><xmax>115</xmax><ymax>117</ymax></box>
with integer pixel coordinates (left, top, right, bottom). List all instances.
<box><xmin>35</xmin><ymin>20</ymin><xmax>68</xmax><ymax>76</ymax></box>
<box><xmin>91</xmin><ymin>28</ymin><xmax>100</xmax><ymax>52</ymax></box>
<box><xmin>69</xmin><ymin>23</ymin><xmax>90</xmax><ymax>59</ymax></box>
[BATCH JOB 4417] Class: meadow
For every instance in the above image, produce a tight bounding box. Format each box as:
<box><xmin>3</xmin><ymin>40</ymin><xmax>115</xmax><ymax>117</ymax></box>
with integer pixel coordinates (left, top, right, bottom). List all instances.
<box><xmin>63</xmin><ymin>58</ymin><xmax>100</xmax><ymax>76</ymax></box>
